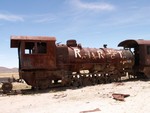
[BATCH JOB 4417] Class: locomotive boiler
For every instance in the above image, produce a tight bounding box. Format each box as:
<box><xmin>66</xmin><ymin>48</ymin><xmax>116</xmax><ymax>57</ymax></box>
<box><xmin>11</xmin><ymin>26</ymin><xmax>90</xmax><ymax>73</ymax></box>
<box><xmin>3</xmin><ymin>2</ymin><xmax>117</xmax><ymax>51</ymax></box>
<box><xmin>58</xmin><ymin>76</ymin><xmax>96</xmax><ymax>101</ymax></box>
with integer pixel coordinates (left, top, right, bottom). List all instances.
<box><xmin>11</xmin><ymin>36</ymin><xmax>135</xmax><ymax>89</ymax></box>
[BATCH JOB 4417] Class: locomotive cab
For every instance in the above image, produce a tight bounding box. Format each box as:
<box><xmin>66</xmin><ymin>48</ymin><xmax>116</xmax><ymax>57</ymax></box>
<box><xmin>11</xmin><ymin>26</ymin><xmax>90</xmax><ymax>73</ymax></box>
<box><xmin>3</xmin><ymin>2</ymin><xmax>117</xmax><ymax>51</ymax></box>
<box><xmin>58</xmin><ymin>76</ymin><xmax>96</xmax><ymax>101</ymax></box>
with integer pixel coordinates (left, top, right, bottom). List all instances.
<box><xmin>11</xmin><ymin>36</ymin><xmax>58</xmax><ymax>88</ymax></box>
<box><xmin>11</xmin><ymin>36</ymin><xmax>56</xmax><ymax>70</ymax></box>
<box><xmin>118</xmin><ymin>39</ymin><xmax>150</xmax><ymax>78</ymax></box>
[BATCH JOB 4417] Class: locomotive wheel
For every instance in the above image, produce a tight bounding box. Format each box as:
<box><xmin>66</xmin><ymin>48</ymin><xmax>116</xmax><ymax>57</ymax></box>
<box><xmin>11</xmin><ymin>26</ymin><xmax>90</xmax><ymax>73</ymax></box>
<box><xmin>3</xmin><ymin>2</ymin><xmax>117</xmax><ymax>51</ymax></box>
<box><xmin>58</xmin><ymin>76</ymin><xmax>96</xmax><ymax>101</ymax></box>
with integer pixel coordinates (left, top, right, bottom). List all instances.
<box><xmin>112</xmin><ymin>70</ymin><xmax>121</xmax><ymax>82</ymax></box>
<box><xmin>2</xmin><ymin>82</ymin><xmax>13</xmax><ymax>94</ymax></box>
<box><xmin>64</xmin><ymin>79</ymin><xmax>72</xmax><ymax>87</ymax></box>
<box><xmin>72</xmin><ymin>78</ymin><xmax>82</xmax><ymax>87</ymax></box>
<box><xmin>64</xmin><ymin>81</ymin><xmax>72</xmax><ymax>87</ymax></box>
<box><xmin>61</xmin><ymin>77</ymin><xmax>72</xmax><ymax>87</ymax></box>
<box><xmin>38</xmin><ymin>80</ymin><xmax>49</xmax><ymax>90</ymax></box>
<box><xmin>91</xmin><ymin>77</ymin><xmax>96</xmax><ymax>85</ymax></box>
<box><xmin>106</xmin><ymin>75</ymin><xmax>112</xmax><ymax>83</ymax></box>
<box><xmin>96</xmin><ymin>76</ymin><xmax>106</xmax><ymax>84</ymax></box>
<box><xmin>72</xmin><ymin>80</ymin><xmax>79</xmax><ymax>87</ymax></box>
<box><xmin>82</xmin><ymin>77</ymin><xmax>92</xmax><ymax>86</ymax></box>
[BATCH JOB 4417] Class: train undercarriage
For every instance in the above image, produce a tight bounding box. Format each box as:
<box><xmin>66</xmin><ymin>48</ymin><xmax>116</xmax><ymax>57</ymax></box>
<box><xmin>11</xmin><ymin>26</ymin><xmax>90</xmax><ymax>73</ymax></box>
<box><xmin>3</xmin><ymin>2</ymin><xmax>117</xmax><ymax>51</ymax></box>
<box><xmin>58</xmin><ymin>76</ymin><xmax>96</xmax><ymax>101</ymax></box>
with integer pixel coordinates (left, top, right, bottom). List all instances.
<box><xmin>20</xmin><ymin>69</ymin><xmax>133</xmax><ymax>90</ymax></box>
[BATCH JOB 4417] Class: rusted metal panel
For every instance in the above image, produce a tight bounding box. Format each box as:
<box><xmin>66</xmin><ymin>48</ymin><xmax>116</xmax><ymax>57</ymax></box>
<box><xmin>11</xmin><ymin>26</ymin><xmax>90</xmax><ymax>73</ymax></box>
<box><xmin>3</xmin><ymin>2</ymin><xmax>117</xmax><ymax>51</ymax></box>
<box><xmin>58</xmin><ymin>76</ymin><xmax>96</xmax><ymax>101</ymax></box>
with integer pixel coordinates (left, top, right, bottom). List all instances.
<box><xmin>21</xmin><ymin>41</ymin><xmax>56</xmax><ymax>70</ymax></box>
<box><xmin>66</xmin><ymin>40</ymin><xmax>77</xmax><ymax>47</ymax></box>
<box><xmin>20</xmin><ymin>70</ymin><xmax>64</xmax><ymax>87</ymax></box>
<box><xmin>11</xmin><ymin>36</ymin><xmax>57</xmax><ymax>70</ymax></box>
<box><xmin>22</xmin><ymin>55</ymin><xmax>55</xmax><ymax>69</ymax></box>
<box><xmin>102</xmin><ymin>48</ymin><xmax>134</xmax><ymax>71</ymax></box>
<box><xmin>118</xmin><ymin>39</ymin><xmax>150</xmax><ymax>48</ymax></box>
<box><xmin>11</xmin><ymin>36</ymin><xmax>56</xmax><ymax>48</ymax></box>
<box><xmin>118</xmin><ymin>49</ymin><xmax>135</xmax><ymax>69</ymax></box>
<box><xmin>66</xmin><ymin>42</ymin><xmax>134</xmax><ymax>72</ymax></box>
<box><xmin>56</xmin><ymin>44</ymin><xmax>69</xmax><ymax>70</ymax></box>
<box><xmin>67</xmin><ymin>46</ymin><xmax>107</xmax><ymax>72</ymax></box>
<box><xmin>139</xmin><ymin>45</ymin><xmax>150</xmax><ymax>67</ymax></box>
<box><xmin>68</xmin><ymin>47</ymin><xmax>106</xmax><ymax>63</ymax></box>
<box><xmin>112</xmin><ymin>93</ymin><xmax>130</xmax><ymax>101</ymax></box>
<box><xmin>143</xmin><ymin>67</ymin><xmax>150</xmax><ymax>78</ymax></box>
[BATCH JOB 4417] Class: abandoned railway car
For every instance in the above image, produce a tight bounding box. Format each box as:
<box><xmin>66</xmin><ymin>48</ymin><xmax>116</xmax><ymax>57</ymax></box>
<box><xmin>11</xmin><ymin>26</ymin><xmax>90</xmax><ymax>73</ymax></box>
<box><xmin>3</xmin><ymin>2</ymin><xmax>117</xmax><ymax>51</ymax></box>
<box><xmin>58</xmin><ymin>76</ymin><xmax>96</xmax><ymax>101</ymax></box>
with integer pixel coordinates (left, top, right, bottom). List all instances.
<box><xmin>10</xmin><ymin>36</ymin><xmax>150</xmax><ymax>89</ymax></box>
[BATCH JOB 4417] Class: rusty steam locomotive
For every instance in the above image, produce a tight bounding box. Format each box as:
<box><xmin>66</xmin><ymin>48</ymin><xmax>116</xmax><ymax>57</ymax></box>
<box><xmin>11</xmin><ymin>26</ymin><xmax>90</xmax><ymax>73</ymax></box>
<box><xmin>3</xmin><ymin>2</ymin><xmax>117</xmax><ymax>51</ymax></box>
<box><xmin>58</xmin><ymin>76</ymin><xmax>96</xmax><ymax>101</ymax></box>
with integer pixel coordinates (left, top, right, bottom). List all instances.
<box><xmin>10</xmin><ymin>36</ymin><xmax>150</xmax><ymax>89</ymax></box>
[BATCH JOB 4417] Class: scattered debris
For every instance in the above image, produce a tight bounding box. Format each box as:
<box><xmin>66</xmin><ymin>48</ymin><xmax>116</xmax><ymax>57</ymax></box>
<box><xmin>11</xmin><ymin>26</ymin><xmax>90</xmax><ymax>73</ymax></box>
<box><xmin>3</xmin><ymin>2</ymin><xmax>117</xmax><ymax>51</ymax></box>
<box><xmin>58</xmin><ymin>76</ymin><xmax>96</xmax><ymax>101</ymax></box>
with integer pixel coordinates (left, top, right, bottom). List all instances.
<box><xmin>0</xmin><ymin>76</ymin><xmax>26</xmax><ymax>95</ymax></box>
<box><xmin>112</xmin><ymin>93</ymin><xmax>130</xmax><ymax>101</ymax></box>
<box><xmin>2</xmin><ymin>82</ymin><xmax>13</xmax><ymax>94</ymax></box>
<box><xmin>80</xmin><ymin>108</ymin><xmax>101</xmax><ymax>113</ymax></box>
<box><xmin>0</xmin><ymin>77</ymin><xmax>15</xmax><ymax>94</ymax></box>
<box><xmin>53</xmin><ymin>93</ymin><xmax>67</xmax><ymax>99</ymax></box>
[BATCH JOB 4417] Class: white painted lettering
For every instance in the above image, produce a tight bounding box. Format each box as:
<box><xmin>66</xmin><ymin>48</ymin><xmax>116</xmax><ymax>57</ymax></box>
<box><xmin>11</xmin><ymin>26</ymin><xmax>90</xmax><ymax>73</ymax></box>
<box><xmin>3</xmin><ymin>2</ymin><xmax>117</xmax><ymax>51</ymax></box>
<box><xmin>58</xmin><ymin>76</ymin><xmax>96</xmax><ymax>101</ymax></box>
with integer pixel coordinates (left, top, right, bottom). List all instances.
<box><xmin>118</xmin><ymin>51</ymin><xmax>123</xmax><ymax>58</ymax></box>
<box><xmin>74</xmin><ymin>48</ymin><xmax>81</xmax><ymax>58</ymax></box>
<box><xmin>91</xmin><ymin>52</ymin><xmax>96</xmax><ymax>59</ymax></box>
<box><xmin>87</xmin><ymin>51</ymin><xmax>91</xmax><ymax>58</ymax></box>
<box><xmin>97</xmin><ymin>50</ymin><xmax>104</xmax><ymax>58</ymax></box>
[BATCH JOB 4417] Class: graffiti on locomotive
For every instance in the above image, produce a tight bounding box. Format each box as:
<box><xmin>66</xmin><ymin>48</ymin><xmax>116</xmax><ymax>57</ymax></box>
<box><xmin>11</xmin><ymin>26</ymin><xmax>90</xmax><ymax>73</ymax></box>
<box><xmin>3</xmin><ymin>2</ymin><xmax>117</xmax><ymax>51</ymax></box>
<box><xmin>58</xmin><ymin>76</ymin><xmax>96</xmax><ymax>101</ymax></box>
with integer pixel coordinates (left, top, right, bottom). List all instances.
<box><xmin>73</xmin><ymin>48</ymin><xmax>123</xmax><ymax>59</ymax></box>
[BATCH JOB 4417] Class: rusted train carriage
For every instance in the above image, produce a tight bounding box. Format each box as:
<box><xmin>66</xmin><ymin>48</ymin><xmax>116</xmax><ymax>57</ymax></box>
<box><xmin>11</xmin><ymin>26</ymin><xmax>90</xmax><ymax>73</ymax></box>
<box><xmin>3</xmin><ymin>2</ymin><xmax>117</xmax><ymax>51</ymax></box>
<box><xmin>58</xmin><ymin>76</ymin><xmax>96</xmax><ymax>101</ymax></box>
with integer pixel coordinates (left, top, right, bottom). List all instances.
<box><xmin>11</xmin><ymin>36</ymin><xmax>135</xmax><ymax>89</ymax></box>
<box><xmin>118</xmin><ymin>39</ymin><xmax>150</xmax><ymax>78</ymax></box>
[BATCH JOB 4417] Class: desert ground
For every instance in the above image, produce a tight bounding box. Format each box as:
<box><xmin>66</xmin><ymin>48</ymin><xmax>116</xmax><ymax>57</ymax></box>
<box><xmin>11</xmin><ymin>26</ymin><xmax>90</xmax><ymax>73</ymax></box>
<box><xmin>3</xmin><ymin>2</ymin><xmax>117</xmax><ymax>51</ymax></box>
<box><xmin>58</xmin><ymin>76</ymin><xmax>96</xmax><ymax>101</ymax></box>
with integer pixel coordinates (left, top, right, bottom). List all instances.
<box><xmin>0</xmin><ymin>73</ymin><xmax>150</xmax><ymax>113</ymax></box>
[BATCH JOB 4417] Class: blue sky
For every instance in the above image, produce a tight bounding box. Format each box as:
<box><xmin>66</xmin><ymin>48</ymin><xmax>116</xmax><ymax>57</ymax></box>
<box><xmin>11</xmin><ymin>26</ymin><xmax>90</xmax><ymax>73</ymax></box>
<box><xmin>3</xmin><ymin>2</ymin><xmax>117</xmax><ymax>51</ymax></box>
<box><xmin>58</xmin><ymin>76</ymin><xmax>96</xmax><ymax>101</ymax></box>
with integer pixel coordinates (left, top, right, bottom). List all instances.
<box><xmin>0</xmin><ymin>0</ymin><xmax>150</xmax><ymax>68</ymax></box>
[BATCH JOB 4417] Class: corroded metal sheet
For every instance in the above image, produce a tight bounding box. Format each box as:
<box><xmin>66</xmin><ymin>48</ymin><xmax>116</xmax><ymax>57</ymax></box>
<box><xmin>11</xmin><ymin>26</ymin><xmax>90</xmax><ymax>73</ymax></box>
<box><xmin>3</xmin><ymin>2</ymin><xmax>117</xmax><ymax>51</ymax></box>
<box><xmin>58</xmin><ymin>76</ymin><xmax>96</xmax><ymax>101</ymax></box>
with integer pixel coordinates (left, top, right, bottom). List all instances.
<box><xmin>112</xmin><ymin>93</ymin><xmax>130</xmax><ymax>101</ymax></box>
<box><xmin>11</xmin><ymin>36</ymin><xmax>56</xmax><ymax>48</ymax></box>
<box><xmin>118</xmin><ymin>39</ymin><xmax>150</xmax><ymax>48</ymax></box>
<box><xmin>67</xmin><ymin>46</ymin><xmax>134</xmax><ymax>72</ymax></box>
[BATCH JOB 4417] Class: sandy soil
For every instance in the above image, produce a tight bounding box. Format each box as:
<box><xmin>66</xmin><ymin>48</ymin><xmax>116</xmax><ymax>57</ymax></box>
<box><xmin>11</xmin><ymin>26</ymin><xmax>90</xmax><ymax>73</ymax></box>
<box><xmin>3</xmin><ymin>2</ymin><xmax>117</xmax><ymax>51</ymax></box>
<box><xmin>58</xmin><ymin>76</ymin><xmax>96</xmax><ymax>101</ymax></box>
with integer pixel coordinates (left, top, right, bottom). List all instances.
<box><xmin>0</xmin><ymin>78</ymin><xmax>150</xmax><ymax>113</ymax></box>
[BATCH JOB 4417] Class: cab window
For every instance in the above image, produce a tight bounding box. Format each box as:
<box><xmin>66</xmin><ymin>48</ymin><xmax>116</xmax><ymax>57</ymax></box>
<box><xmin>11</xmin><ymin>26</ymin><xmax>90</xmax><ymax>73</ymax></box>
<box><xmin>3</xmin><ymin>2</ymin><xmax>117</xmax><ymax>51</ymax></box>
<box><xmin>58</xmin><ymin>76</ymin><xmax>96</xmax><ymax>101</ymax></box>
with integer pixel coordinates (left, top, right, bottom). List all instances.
<box><xmin>37</xmin><ymin>42</ymin><xmax>47</xmax><ymax>53</ymax></box>
<box><xmin>25</xmin><ymin>42</ymin><xmax>47</xmax><ymax>54</ymax></box>
<box><xmin>25</xmin><ymin>42</ymin><xmax>35</xmax><ymax>54</ymax></box>
<box><xmin>147</xmin><ymin>46</ymin><xmax>150</xmax><ymax>55</ymax></box>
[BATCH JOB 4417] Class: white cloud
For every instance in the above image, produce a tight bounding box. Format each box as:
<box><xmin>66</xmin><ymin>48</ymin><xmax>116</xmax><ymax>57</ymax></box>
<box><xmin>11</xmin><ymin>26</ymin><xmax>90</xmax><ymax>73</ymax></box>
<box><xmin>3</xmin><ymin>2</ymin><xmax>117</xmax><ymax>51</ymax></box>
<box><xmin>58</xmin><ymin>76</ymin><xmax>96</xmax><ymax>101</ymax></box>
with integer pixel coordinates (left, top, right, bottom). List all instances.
<box><xmin>33</xmin><ymin>14</ymin><xmax>56</xmax><ymax>23</ymax></box>
<box><xmin>0</xmin><ymin>13</ymin><xmax>24</xmax><ymax>22</ymax></box>
<box><xmin>70</xmin><ymin>0</ymin><xmax>115</xmax><ymax>11</ymax></box>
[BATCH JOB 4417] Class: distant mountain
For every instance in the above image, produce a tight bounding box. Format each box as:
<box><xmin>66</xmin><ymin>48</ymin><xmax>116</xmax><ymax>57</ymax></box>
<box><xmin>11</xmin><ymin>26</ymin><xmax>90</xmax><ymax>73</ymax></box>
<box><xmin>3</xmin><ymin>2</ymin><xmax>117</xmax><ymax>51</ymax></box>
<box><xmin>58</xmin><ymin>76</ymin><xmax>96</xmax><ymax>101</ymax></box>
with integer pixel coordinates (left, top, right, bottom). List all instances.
<box><xmin>0</xmin><ymin>66</ymin><xmax>18</xmax><ymax>73</ymax></box>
